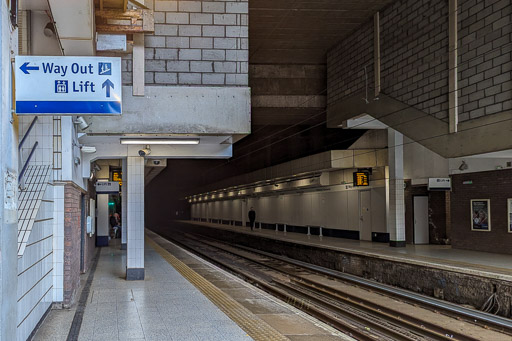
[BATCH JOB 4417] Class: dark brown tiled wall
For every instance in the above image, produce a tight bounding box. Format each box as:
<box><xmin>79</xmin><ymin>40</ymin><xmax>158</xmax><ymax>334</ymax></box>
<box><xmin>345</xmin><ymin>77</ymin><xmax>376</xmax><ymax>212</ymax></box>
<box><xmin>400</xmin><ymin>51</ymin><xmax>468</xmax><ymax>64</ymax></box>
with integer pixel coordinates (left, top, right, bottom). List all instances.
<box><xmin>404</xmin><ymin>182</ymin><xmax>449</xmax><ymax>244</ymax></box>
<box><xmin>451</xmin><ymin>169</ymin><xmax>512</xmax><ymax>254</ymax></box>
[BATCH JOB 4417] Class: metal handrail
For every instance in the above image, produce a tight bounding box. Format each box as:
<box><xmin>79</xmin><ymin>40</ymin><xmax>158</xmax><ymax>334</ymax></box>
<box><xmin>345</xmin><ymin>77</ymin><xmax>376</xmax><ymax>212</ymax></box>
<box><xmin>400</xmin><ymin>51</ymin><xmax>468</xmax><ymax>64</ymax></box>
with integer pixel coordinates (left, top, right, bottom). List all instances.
<box><xmin>18</xmin><ymin>141</ymin><xmax>38</xmax><ymax>182</ymax></box>
<box><xmin>18</xmin><ymin>116</ymin><xmax>38</xmax><ymax>151</ymax></box>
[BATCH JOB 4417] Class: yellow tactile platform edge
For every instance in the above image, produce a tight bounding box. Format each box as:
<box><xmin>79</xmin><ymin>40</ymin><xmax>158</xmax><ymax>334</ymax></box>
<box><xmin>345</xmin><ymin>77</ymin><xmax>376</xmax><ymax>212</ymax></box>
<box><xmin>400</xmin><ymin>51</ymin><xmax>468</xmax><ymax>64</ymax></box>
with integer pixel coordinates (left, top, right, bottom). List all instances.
<box><xmin>146</xmin><ymin>235</ymin><xmax>290</xmax><ymax>341</ymax></box>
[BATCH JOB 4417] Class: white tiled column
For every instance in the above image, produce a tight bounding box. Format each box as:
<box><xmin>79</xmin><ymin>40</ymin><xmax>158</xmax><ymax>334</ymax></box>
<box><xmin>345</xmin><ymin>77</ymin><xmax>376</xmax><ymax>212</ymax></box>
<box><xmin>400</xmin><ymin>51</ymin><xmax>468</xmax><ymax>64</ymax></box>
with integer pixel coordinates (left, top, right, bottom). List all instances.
<box><xmin>387</xmin><ymin>128</ymin><xmax>406</xmax><ymax>247</ymax></box>
<box><xmin>121</xmin><ymin>158</ymin><xmax>127</xmax><ymax>250</ymax></box>
<box><xmin>52</xmin><ymin>184</ymin><xmax>65</xmax><ymax>300</ymax></box>
<box><xmin>126</xmin><ymin>156</ymin><xmax>144</xmax><ymax>280</ymax></box>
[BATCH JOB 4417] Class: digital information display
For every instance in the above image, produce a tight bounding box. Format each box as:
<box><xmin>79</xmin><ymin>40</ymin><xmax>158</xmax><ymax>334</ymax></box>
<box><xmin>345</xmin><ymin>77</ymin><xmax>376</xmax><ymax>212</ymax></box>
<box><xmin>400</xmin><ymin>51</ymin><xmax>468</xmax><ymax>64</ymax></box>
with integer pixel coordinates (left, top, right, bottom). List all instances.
<box><xmin>353</xmin><ymin>171</ymin><xmax>370</xmax><ymax>186</ymax></box>
<box><xmin>112</xmin><ymin>171</ymin><xmax>122</xmax><ymax>186</ymax></box>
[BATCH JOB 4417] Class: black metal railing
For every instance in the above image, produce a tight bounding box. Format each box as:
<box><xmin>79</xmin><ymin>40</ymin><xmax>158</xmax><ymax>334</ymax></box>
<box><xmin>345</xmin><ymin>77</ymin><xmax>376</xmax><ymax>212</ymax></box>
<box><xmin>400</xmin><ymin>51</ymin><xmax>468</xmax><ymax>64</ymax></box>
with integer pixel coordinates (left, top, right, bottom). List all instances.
<box><xmin>18</xmin><ymin>141</ymin><xmax>38</xmax><ymax>183</ymax></box>
<box><xmin>18</xmin><ymin>116</ymin><xmax>38</xmax><ymax>151</ymax></box>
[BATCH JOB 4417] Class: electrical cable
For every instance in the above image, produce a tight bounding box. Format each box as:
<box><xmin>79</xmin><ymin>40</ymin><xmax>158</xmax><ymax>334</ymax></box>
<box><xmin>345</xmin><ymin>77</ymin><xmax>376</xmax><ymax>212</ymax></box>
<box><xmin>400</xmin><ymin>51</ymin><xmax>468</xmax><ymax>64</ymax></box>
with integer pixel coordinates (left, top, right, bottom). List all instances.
<box><xmin>195</xmin><ymin>17</ymin><xmax>512</xmax><ymax>190</ymax></box>
<box><xmin>224</xmin><ymin>39</ymin><xmax>512</xmax><ymax>169</ymax></box>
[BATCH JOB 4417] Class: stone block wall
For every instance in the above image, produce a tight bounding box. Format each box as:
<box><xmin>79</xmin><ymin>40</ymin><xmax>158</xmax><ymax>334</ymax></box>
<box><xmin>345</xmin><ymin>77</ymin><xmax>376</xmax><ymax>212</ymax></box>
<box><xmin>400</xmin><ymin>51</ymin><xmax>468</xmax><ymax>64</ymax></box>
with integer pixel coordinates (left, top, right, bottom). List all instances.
<box><xmin>121</xmin><ymin>0</ymin><xmax>249</xmax><ymax>87</ymax></box>
<box><xmin>327</xmin><ymin>20</ymin><xmax>373</xmax><ymax>105</ymax></box>
<box><xmin>457</xmin><ymin>0</ymin><xmax>512</xmax><ymax>121</ymax></box>
<box><xmin>381</xmin><ymin>0</ymin><xmax>449</xmax><ymax>121</ymax></box>
<box><xmin>327</xmin><ymin>0</ymin><xmax>511</xmax><ymax>123</ymax></box>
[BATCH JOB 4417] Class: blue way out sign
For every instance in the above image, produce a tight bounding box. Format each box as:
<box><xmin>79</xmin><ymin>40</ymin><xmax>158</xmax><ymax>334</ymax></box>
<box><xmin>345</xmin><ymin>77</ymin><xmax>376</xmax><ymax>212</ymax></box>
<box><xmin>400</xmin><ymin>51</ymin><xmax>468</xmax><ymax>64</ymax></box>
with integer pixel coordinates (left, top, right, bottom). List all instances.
<box><xmin>15</xmin><ymin>56</ymin><xmax>122</xmax><ymax>115</ymax></box>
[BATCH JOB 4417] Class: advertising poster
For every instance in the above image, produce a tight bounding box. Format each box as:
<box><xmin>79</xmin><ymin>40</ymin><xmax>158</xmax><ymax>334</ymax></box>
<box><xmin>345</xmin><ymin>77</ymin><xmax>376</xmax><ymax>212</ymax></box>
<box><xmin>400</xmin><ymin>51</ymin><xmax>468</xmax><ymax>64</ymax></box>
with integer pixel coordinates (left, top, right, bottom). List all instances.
<box><xmin>471</xmin><ymin>199</ymin><xmax>491</xmax><ymax>231</ymax></box>
<box><xmin>508</xmin><ymin>199</ymin><xmax>512</xmax><ymax>233</ymax></box>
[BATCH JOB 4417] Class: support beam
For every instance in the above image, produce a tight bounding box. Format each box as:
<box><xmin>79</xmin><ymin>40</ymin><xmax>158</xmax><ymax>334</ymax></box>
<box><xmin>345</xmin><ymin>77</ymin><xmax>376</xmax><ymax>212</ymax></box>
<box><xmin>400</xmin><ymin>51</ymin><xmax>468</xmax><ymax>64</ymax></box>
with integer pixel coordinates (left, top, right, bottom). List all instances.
<box><xmin>132</xmin><ymin>33</ymin><xmax>145</xmax><ymax>96</ymax></box>
<box><xmin>448</xmin><ymin>0</ymin><xmax>458</xmax><ymax>133</ymax></box>
<box><xmin>373</xmin><ymin>12</ymin><xmax>381</xmax><ymax>98</ymax></box>
<box><xmin>126</xmin><ymin>156</ymin><xmax>145</xmax><ymax>280</ymax></box>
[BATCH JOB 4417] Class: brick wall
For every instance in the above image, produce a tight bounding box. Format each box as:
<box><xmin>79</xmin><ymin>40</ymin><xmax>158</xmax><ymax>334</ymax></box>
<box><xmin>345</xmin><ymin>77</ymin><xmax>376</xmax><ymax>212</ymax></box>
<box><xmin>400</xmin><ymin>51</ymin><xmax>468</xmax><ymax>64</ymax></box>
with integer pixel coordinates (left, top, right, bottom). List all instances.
<box><xmin>381</xmin><ymin>0</ymin><xmax>449</xmax><ymax>121</ymax></box>
<box><xmin>63</xmin><ymin>183</ymin><xmax>82</xmax><ymax>307</ymax></box>
<box><xmin>327</xmin><ymin>0</ymin><xmax>511</xmax><ymax>123</ymax></box>
<box><xmin>121</xmin><ymin>0</ymin><xmax>249</xmax><ymax>87</ymax></box>
<box><xmin>327</xmin><ymin>20</ymin><xmax>373</xmax><ymax>104</ymax></box>
<box><xmin>451</xmin><ymin>169</ymin><xmax>512</xmax><ymax>254</ymax></box>
<box><xmin>457</xmin><ymin>0</ymin><xmax>512</xmax><ymax>122</ymax></box>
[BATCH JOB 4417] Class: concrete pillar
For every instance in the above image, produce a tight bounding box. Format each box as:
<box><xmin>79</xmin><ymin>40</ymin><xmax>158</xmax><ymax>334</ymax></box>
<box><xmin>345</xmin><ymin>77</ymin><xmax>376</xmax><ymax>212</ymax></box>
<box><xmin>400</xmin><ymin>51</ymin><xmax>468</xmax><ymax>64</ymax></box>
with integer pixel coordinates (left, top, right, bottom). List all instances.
<box><xmin>126</xmin><ymin>156</ymin><xmax>145</xmax><ymax>280</ymax></box>
<box><xmin>121</xmin><ymin>158</ymin><xmax>127</xmax><ymax>250</ymax></box>
<box><xmin>387</xmin><ymin>128</ymin><xmax>406</xmax><ymax>247</ymax></box>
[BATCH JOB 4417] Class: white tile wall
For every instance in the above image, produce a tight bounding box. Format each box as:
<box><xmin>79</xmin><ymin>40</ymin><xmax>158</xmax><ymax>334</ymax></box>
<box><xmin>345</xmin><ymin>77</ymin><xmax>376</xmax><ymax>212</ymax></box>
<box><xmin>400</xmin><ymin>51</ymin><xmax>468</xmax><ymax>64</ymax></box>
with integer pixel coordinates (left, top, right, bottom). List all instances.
<box><xmin>17</xmin><ymin>165</ymin><xmax>52</xmax><ymax>255</ymax></box>
<box><xmin>388</xmin><ymin>179</ymin><xmax>406</xmax><ymax>241</ymax></box>
<box><xmin>18</xmin><ymin>116</ymin><xmax>53</xmax><ymax>167</ymax></box>
<box><xmin>16</xmin><ymin>183</ymin><xmax>54</xmax><ymax>341</ymax></box>
<box><xmin>122</xmin><ymin>158</ymin><xmax>128</xmax><ymax>245</ymax></box>
<box><xmin>52</xmin><ymin>184</ymin><xmax>65</xmax><ymax>302</ymax></box>
<box><xmin>127</xmin><ymin>157</ymin><xmax>145</xmax><ymax>269</ymax></box>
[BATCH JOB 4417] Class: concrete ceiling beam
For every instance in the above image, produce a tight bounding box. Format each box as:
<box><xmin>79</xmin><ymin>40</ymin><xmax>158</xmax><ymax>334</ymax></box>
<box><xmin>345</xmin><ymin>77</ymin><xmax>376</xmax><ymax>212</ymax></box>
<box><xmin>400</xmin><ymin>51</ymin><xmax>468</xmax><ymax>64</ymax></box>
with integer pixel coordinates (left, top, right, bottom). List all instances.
<box><xmin>328</xmin><ymin>91</ymin><xmax>512</xmax><ymax>158</ymax></box>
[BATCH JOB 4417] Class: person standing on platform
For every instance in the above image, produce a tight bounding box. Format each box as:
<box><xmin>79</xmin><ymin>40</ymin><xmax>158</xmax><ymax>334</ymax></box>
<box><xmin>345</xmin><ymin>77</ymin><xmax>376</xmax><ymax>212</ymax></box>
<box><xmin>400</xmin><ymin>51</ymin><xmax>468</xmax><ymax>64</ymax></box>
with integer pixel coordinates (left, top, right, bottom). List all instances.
<box><xmin>248</xmin><ymin>207</ymin><xmax>256</xmax><ymax>231</ymax></box>
<box><xmin>114</xmin><ymin>212</ymin><xmax>121</xmax><ymax>238</ymax></box>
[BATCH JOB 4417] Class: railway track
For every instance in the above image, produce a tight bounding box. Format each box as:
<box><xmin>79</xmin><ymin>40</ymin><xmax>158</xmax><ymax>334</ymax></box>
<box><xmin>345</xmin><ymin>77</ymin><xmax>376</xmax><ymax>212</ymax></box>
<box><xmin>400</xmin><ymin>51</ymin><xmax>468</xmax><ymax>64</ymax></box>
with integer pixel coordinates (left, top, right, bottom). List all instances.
<box><xmin>155</xmin><ymin>229</ymin><xmax>512</xmax><ymax>341</ymax></box>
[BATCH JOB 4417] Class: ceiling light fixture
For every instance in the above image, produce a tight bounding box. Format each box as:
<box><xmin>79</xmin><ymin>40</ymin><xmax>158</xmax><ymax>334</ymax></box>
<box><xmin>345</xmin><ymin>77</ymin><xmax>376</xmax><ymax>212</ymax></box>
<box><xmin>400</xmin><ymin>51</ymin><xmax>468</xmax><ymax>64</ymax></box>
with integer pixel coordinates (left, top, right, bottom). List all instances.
<box><xmin>120</xmin><ymin>138</ymin><xmax>200</xmax><ymax>145</ymax></box>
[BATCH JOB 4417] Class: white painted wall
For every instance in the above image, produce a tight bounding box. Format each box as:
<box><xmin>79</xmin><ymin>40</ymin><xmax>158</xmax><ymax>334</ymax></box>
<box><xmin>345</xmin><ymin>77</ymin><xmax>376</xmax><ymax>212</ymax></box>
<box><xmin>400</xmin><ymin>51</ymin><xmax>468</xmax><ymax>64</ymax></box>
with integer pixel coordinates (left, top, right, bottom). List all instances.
<box><xmin>192</xmin><ymin>184</ymin><xmax>387</xmax><ymax>234</ymax></box>
<box><xmin>97</xmin><ymin>194</ymin><xmax>109</xmax><ymax>237</ymax></box>
<box><xmin>1</xmin><ymin>2</ymin><xmax>20</xmax><ymax>338</ymax></box>
<box><xmin>403</xmin><ymin>137</ymin><xmax>449</xmax><ymax>181</ymax></box>
<box><xmin>449</xmin><ymin>156</ymin><xmax>512</xmax><ymax>175</ymax></box>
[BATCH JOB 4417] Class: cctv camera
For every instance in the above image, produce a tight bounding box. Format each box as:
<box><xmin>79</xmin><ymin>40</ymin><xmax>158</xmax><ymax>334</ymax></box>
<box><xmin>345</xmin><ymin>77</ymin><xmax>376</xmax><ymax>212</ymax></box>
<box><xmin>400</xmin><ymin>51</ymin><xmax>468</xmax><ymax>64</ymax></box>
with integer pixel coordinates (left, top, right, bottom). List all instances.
<box><xmin>138</xmin><ymin>148</ymin><xmax>151</xmax><ymax>157</ymax></box>
<box><xmin>153</xmin><ymin>160</ymin><xmax>160</xmax><ymax>165</ymax></box>
<box><xmin>74</xmin><ymin>116</ymin><xmax>90</xmax><ymax>130</ymax></box>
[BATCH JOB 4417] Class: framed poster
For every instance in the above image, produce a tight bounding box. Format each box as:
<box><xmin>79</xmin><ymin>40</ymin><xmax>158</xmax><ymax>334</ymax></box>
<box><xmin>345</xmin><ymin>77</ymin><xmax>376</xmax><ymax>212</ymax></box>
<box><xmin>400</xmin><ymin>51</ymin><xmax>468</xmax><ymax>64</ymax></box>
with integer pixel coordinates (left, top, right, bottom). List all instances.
<box><xmin>508</xmin><ymin>199</ymin><xmax>512</xmax><ymax>233</ymax></box>
<box><xmin>471</xmin><ymin>199</ymin><xmax>491</xmax><ymax>231</ymax></box>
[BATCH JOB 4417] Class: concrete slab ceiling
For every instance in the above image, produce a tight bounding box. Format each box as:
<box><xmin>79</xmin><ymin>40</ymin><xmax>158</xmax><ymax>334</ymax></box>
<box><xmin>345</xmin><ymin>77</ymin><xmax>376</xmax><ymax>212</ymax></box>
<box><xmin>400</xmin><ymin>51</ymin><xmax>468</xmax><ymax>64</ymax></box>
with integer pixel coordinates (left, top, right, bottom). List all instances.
<box><xmin>249</xmin><ymin>0</ymin><xmax>397</xmax><ymax>64</ymax></box>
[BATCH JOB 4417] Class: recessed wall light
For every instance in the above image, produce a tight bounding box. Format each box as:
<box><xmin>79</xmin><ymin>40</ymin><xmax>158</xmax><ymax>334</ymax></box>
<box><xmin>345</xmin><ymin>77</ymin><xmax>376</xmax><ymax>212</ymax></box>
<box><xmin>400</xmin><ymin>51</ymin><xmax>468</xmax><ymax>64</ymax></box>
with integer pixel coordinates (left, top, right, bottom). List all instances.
<box><xmin>120</xmin><ymin>139</ymin><xmax>199</xmax><ymax>145</ymax></box>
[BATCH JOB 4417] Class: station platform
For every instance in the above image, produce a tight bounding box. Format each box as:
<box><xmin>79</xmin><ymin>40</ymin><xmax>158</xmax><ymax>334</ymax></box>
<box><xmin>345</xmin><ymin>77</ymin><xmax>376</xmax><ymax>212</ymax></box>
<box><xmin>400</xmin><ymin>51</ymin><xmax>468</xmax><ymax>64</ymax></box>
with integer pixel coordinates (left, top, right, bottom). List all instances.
<box><xmin>178</xmin><ymin>220</ymin><xmax>512</xmax><ymax>281</ymax></box>
<box><xmin>33</xmin><ymin>230</ymin><xmax>350</xmax><ymax>341</ymax></box>
<box><xmin>160</xmin><ymin>220</ymin><xmax>512</xmax><ymax>317</ymax></box>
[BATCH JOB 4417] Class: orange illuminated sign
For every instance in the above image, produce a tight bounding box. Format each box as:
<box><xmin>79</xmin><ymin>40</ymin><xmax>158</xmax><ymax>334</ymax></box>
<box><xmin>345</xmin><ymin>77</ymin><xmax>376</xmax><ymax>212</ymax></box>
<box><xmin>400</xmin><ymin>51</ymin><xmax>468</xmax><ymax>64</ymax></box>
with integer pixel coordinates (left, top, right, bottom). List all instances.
<box><xmin>353</xmin><ymin>171</ymin><xmax>369</xmax><ymax>186</ymax></box>
<box><xmin>112</xmin><ymin>171</ymin><xmax>122</xmax><ymax>186</ymax></box>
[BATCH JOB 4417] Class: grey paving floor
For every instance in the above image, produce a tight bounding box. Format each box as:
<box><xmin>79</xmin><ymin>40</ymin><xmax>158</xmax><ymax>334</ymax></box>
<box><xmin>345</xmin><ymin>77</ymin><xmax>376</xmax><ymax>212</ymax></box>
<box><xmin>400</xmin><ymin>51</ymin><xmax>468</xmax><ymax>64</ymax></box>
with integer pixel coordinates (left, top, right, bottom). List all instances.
<box><xmin>34</xmin><ymin>241</ymin><xmax>253</xmax><ymax>341</ymax></box>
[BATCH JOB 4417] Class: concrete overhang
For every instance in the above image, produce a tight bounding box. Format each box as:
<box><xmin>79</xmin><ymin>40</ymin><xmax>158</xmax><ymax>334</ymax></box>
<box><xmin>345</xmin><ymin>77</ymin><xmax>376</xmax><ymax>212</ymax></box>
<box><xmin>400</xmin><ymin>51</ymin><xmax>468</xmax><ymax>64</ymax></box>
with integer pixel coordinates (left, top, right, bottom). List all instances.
<box><xmin>189</xmin><ymin>148</ymin><xmax>387</xmax><ymax>196</ymax></box>
<box><xmin>79</xmin><ymin>135</ymin><xmax>234</xmax><ymax>179</ymax></box>
<box><xmin>328</xmin><ymin>92</ymin><xmax>512</xmax><ymax>158</ymax></box>
<box><xmin>48</xmin><ymin>0</ymin><xmax>95</xmax><ymax>56</ymax></box>
<box><xmin>81</xmin><ymin>86</ymin><xmax>251</xmax><ymax>135</ymax></box>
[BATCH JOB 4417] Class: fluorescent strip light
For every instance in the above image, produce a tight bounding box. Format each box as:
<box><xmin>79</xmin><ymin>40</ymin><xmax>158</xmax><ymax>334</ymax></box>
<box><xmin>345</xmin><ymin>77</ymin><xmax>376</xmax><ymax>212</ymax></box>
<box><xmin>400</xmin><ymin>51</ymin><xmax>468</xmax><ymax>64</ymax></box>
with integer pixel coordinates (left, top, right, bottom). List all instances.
<box><xmin>120</xmin><ymin>139</ymin><xmax>200</xmax><ymax>145</ymax></box>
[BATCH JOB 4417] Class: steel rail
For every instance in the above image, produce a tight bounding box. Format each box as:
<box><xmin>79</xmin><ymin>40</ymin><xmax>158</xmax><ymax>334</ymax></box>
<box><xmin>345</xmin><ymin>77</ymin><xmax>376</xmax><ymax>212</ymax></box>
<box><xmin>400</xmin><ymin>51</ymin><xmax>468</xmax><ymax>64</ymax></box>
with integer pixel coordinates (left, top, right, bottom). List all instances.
<box><xmin>247</xmin><ymin>246</ymin><xmax>512</xmax><ymax>331</ymax></box>
<box><xmin>164</xmin><ymin>232</ymin><xmax>484</xmax><ymax>341</ymax></box>
<box><xmin>200</xmin><ymin>234</ymin><xmax>512</xmax><ymax>332</ymax></box>
<box><xmin>192</xmin><ymin>236</ymin><xmax>474</xmax><ymax>341</ymax></box>
<box><xmin>164</xmin><ymin>234</ymin><xmax>381</xmax><ymax>340</ymax></box>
